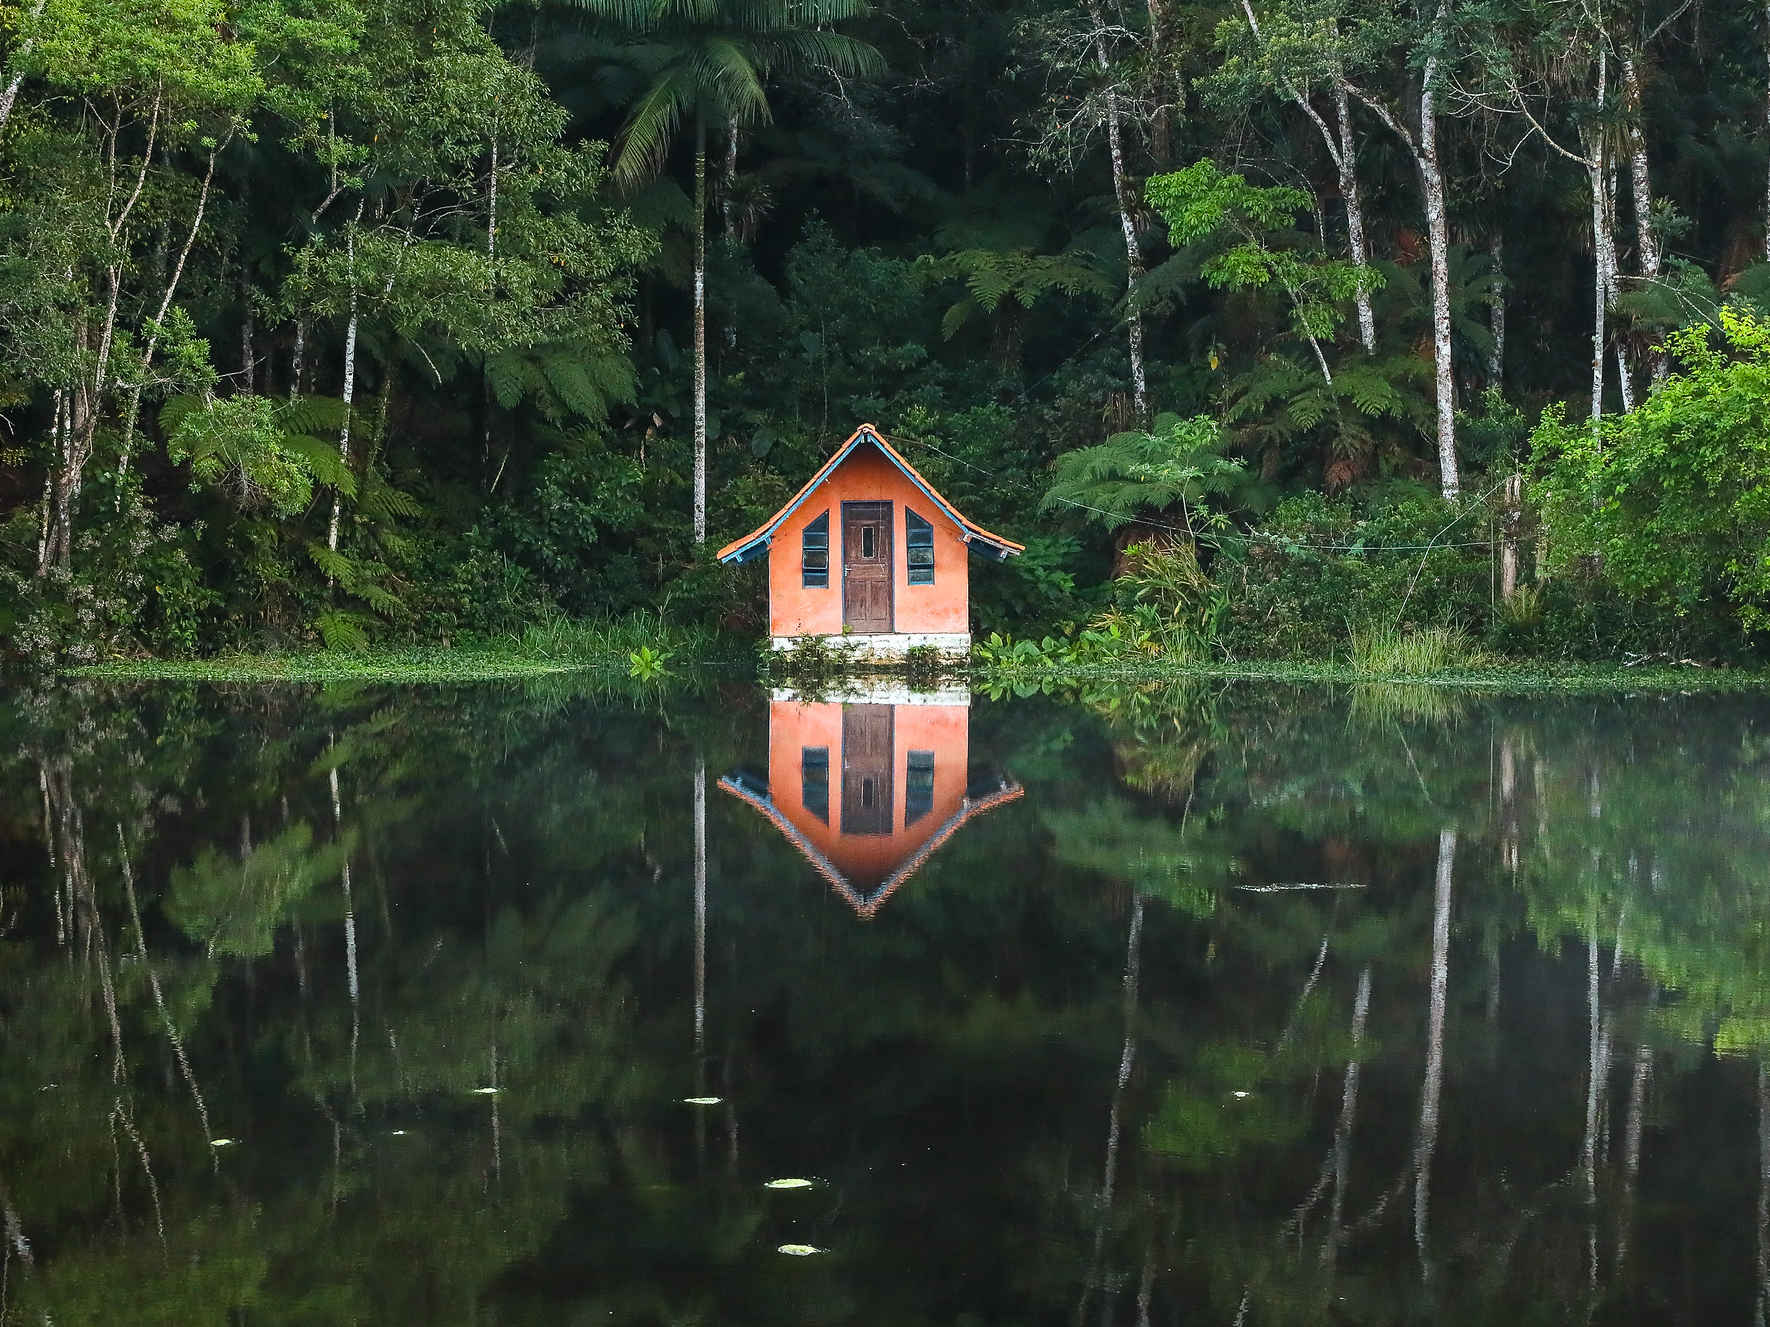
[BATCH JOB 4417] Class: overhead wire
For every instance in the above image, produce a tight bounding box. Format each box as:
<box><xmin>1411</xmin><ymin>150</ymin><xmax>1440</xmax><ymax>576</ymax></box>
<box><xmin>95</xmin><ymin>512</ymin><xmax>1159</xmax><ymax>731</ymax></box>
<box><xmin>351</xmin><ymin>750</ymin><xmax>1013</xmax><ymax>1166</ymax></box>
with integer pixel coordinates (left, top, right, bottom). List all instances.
<box><xmin>891</xmin><ymin>430</ymin><xmax>1503</xmax><ymax>554</ymax></box>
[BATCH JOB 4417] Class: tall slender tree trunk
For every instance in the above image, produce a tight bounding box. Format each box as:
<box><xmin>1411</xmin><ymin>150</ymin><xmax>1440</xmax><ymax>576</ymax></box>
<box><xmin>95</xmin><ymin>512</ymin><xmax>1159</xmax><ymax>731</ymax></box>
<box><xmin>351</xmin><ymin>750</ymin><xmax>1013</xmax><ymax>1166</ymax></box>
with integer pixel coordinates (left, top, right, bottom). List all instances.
<box><xmin>1581</xmin><ymin>928</ymin><xmax>1613</xmax><ymax>1290</ymax></box>
<box><xmin>694</xmin><ymin>756</ymin><xmax>706</xmax><ymax>1051</ymax></box>
<box><xmin>0</xmin><ymin>0</ymin><xmax>47</xmax><ymax>133</ymax></box>
<box><xmin>693</xmin><ymin>109</ymin><xmax>708</xmax><ymax>544</ymax></box>
<box><xmin>1323</xmin><ymin>967</ymin><xmax>1372</xmax><ymax>1274</ymax></box>
<box><xmin>724</xmin><ymin>114</ymin><xmax>739</xmax><ymax>237</ymax></box>
<box><xmin>291</xmin><ymin>318</ymin><xmax>306</xmax><ymax>398</ymax></box>
<box><xmin>1145</xmin><ymin>0</ymin><xmax>1174</xmax><ymax>162</ymax></box>
<box><xmin>118</xmin><ymin>143</ymin><xmax>219</xmax><ymax>491</ymax></box>
<box><xmin>329</xmin><ymin>218</ymin><xmax>361</xmax><ymax>558</ymax></box>
<box><xmin>1488</xmin><ymin>229</ymin><xmax>1506</xmax><ymax>384</ymax></box>
<box><xmin>1757</xmin><ymin>1064</ymin><xmax>1770</xmax><ymax>1327</ymax></box>
<box><xmin>1336</xmin><ymin>84</ymin><xmax>1377</xmax><ymax>352</ymax></box>
<box><xmin>1078</xmin><ymin>895</ymin><xmax>1144</xmax><ymax>1324</ymax></box>
<box><xmin>1414</xmin><ymin>829</ymin><xmax>1454</xmax><ymax>1280</ymax></box>
<box><xmin>1418</xmin><ymin>56</ymin><xmax>1458</xmax><ymax>501</ymax></box>
<box><xmin>1621</xmin><ymin>53</ymin><xmax>1667</xmax><ymax>392</ymax></box>
<box><xmin>1588</xmin><ymin>51</ymin><xmax>1617</xmax><ymax>428</ymax></box>
<box><xmin>1500</xmin><ymin>470</ymin><xmax>1522</xmax><ymax>601</ymax></box>
<box><xmin>1087</xmin><ymin>0</ymin><xmax>1150</xmax><ymax>423</ymax></box>
<box><xmin>1240</xmin><ymin>3</ymin><xmax>1376</xmax><ymax>352</ymax></box>
<box><xmin>1621</xmin><ymin>56</ymin><xmax>1659</xmax><ymax>281</ymax></box>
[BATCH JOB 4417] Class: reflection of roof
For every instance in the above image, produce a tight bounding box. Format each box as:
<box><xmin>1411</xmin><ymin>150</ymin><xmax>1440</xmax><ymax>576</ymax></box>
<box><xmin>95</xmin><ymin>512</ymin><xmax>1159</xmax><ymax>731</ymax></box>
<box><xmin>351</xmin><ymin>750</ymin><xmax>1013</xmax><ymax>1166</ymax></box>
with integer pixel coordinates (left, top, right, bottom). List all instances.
<box><xmin>718</xmin><ymin>773</ymin><xmax>1024</xmax><ymax>919</ymax></box>
<box><xmin>715</xmin><ymin>424</ymin><xmax>1026</xmax><ymax>565</ymax></box>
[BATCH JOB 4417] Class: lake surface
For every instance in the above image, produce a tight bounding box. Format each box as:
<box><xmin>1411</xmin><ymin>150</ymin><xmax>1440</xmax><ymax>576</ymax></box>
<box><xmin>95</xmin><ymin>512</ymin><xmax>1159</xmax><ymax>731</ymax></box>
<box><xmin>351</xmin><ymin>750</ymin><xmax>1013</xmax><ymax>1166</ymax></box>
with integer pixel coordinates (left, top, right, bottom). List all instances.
<box><xmin>1</xmin><ymin>675</ymin><xmax>1767</xmax><ymax>1325</ymax></box>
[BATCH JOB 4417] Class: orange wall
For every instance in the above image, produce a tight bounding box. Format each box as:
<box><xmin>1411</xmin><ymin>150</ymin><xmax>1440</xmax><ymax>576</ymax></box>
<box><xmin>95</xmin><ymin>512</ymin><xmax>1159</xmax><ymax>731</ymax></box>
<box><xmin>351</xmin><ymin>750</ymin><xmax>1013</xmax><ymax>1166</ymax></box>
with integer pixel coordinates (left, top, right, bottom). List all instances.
<box><xmin>767</xmin><ymin>700</ymin><xmax>970</xmax><ymax>889</ymax></box>
<box><xmin>768</xmin><ymin>445</ymin><xmax>972</xmax><ymax>637</ymax></box>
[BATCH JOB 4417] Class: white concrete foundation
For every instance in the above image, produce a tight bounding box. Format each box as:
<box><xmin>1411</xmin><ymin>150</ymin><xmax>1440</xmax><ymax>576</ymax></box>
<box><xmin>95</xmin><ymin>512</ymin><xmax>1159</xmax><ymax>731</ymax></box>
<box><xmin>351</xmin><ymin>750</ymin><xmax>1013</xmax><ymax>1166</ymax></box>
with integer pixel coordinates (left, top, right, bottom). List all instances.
<box><xmin>770</xmin><ymin>681</ymin><xmax>970</xmax><ymax>705</ymax></box>
<box><xmin>769</xmin><ymin>632</ymin><xmax>971</xmax><ymax>663</ymax></box>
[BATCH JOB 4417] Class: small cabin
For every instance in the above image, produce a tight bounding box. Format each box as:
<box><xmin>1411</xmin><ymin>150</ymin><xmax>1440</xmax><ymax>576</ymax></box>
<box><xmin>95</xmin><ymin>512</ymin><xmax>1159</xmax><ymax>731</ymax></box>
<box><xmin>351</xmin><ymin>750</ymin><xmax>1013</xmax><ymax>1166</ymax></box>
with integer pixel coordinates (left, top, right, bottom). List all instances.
<box><xmin>716</xmin><ymin>424</ymin><xmax>1023</xmax><ymax>658</ymax></box>
<box><xmin>720</xmin><ymin>685</ymin><xmax>1023</xmax><ymax>918</ymax></box>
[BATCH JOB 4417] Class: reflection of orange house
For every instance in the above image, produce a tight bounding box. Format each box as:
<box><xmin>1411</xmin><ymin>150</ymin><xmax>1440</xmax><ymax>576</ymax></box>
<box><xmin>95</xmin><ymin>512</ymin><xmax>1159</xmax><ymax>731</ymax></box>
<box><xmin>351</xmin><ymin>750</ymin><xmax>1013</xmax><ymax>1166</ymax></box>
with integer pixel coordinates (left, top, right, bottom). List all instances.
<box><xmin>714</xmin><ymin>425</ymin><xmax>1022</xmax><ymax>659</ymax></box>
<box><xmin>720</xmin><ymin>689</ymin><xmax>1022</xmax><ymax>918</ymax></box>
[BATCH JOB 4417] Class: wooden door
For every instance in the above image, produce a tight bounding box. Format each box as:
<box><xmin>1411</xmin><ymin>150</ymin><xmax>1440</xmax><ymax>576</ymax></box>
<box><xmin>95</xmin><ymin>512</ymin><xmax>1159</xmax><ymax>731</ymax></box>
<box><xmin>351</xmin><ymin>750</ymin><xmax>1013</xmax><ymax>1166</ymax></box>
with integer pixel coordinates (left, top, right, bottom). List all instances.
<box><xmin>841</xmin><ymin>704</ymin><xmax>894</xmax><ymax>834</ymax></box>
<box><xmin>842</xmin><ymin>501</ymin><xmax>894</xmax><ymax>633</ymax></box>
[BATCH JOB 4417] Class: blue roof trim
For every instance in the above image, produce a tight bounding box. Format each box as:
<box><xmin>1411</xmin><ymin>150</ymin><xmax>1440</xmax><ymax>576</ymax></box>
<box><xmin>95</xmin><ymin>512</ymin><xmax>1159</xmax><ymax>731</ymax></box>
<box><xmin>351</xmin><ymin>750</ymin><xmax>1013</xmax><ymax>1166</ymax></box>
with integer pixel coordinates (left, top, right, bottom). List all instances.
<box><xmin>716</xmin><ymin>428</ymin><xmax>1011</xmax><ymax>564</ymax></box>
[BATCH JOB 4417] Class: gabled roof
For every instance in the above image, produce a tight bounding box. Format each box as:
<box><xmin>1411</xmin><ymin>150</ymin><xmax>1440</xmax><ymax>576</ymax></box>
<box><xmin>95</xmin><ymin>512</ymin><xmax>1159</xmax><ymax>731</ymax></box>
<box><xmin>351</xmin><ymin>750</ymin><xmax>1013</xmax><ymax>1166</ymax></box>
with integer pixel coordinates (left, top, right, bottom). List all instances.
<box><xmin>715</xmin><ymin>424</ymin><xmax>1026</xmax><ymax>565</ymax></box>
<box><xmin>717</xmin><ymin>772</ymin><xmax>1024</xmax><ymax>920</ymax></box>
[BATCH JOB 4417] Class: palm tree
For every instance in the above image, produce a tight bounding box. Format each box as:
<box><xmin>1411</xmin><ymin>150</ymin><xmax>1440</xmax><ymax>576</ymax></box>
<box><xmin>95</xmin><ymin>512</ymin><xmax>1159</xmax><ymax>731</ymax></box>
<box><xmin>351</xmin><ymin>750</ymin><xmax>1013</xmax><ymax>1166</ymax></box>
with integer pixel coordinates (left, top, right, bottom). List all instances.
<box><xmin>581</xmin><ymin>0</ymin><xmax>883</xmax><ymax>544</ymax></box>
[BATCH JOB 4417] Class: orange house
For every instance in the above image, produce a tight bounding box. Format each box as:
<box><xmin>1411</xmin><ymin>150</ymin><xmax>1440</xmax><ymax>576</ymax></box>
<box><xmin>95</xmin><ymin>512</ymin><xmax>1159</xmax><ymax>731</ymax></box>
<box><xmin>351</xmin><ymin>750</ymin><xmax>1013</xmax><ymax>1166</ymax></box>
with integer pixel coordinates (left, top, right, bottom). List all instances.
<box><xmin>715</xmin><ymin>424</ymin><xmax>1023</xmax><ymax>659</ymax></box>
<box><xmin>720</xmin><ymin>687</ymin><xmax>1022</xmax><ymax>918</ymax></box>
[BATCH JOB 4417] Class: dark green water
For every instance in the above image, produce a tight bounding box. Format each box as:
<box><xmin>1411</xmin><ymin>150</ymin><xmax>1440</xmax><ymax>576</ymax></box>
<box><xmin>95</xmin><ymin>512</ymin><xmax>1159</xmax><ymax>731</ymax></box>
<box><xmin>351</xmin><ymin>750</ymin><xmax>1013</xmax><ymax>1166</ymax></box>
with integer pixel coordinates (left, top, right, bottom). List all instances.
<box><xmin>2</xmin><ymin>677</ymin><xmax>1768</xmax><ymax>1325</ymax></box>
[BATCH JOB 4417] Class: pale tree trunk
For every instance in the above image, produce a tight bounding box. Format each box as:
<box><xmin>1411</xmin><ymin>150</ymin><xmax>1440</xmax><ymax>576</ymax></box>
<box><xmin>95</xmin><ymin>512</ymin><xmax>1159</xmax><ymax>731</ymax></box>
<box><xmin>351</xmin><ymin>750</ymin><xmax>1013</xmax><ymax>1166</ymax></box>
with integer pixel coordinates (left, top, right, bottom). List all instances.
<box><xmin>1500</xmin><ymin>471</ymin><xmax>1522</xmax><ymax>601</ymax></box>
<box><xmin>1621</xmin><ymin>54</ymin><xmax>1667</xmax><ymax>393</ymax></box>
<box><xmin>1621</xmin><ymin>56</ymin><xmax>1659</xmax><ymax>281</ymax></box>
<box><xmin>1322</xmin><ymin>967</ymin><xmax>1372</xmax><ymax>1274</ymax></box>
<box><xmin>1419</xmin><ymin>66</ymin><xmax>1458</xmax><ymax>500</ymax></box>
<box><xmin>0</xmin><ymin>0</ymin><xmax>47</xmax><ymax>133</ymax></box>
<box><xmin>330</xmin><ymin>762</ymin><xmax>359</xmax><ymax>1095</ymax></box>
<box><xmin>694</xmin><ymin>757</ymin><xmax>706</xmax><ymax>1053</ymax></box>
<box><xmin>35</xmin><ymin>390</ymin><xmax>61</xmax><ymax>574</ymax></box>
<box><xmin>1088</xmin><ymin>0</ymin><xmax>1150</xmax><ymax>423</ymax></box>
<box><xmin>1488</xmin><ymin>229</ymin><xmax>1505</xmax><ymax>384</ymax></box>
<box><xmin>1580</xmin><ymin>928</ymin><xmax>1613</xmax><ymax>1291</ymax></box>
<box><xmin>1614</xmin><ymin>1032</ymin><xmax>1651</xmax><ymax>1269</ymax></box>
<box><xmin>693</xmin><ymin>110</ymin><xmax>708</xmax><ymax>545</ymax></box>
<box><xmin>1587</xmin><ymin>51</ymin><xmax>1619</xmax><ymax>427</ymax></box>
<box><xmin>118</xmin><ymin>144</ymin><xmax>218</xmax><ymax>493</ymax></box>
<box><xmin>1078</xmin><ymin>895</ymin><xmax>1144</xmax><ymax>1325</ymax></box>
<box><xmin>1610</xmin><ymin>160</ymin><xmax>1635</xmax><ymax>412</ymax></box>
<box><xmin>290</xmin><ymin>318</ymin><xmax>306</xmax><ymax>398</ymax></box>
<box><xmin>1239</xmin><ymin>2</ymin><xmax>1378</xmax><ymax>353</ymax></box>
<box><xmin>1337</xmin><ymin>84</ymin><xmax>1377</xmax><ymax>352</ymax></box>
<box><xmin>240</xmin><ymin>270</ymin><xmax>256</xmax><ymax>394</ymax></box>
<box><xmin>1145</xmin><ymin>0</ymin><xmax>1173</xmax><ymax>162</ymax></box>
<box><xmin>724</xmin><ymin>113</ymin><xmax>739</xmax><ymax>237</ymax></box>
<box><xmin>329</xmin><ymin>218</ymin><xmax>361</xmax><ymax>558</ymax></box>
<box><xmin>1414</xmin><ymin>829</ymin><xmax>1454</xmax><ymax>1280</ymax></box>
<box><xmin>1757</xmin><ymin>1064</ymin><xmax>1770</xmax><ymax>1327</ymax></box>
<box><xmin>1353</xmin><ymin>21</ymin><xmax>1458</xmax><ymax>497</ymax></box>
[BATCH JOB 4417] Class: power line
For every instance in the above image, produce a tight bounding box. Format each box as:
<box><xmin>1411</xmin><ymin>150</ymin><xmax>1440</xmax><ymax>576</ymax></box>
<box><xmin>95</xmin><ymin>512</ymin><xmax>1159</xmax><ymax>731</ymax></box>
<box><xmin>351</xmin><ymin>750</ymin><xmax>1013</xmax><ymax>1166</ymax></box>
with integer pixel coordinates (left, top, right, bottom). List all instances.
<box><xmin>892</xmin><ymin>431</ymin><xmax>1501</xmax><ymax>554</ymax></box>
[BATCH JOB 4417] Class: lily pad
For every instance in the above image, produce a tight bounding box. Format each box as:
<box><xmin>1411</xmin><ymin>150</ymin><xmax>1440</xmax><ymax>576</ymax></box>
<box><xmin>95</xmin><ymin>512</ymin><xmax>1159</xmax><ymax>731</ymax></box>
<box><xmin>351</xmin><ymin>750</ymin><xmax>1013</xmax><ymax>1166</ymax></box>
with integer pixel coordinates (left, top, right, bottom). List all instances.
<box><xmin>777</xmin><ymin>1244</ymin><xmax>824</xmax><ymax>1256</ymax></box>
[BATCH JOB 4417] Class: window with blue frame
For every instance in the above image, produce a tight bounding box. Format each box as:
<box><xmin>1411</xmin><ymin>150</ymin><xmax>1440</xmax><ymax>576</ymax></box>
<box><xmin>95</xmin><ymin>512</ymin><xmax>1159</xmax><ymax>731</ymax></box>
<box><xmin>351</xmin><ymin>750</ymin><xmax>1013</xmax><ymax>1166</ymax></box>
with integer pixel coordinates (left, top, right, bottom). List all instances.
<box><xmin>906</xmin><ymin>750</ymin><xmax>934</xmax><ymax>825</ymax></box>
<box><xmin>802</xmin><ymin>747</ymin><xmax>829</xmax><ymax>823</ymax></box>
<box><xmin>802</xmin><ymin>511</ymin><xmax>829</xmax><ymax>587</ymax></box>
<box><xmin>906</xmin><ymin>508</ymin><xmax>934</xmax><ymax>585</ymax></box>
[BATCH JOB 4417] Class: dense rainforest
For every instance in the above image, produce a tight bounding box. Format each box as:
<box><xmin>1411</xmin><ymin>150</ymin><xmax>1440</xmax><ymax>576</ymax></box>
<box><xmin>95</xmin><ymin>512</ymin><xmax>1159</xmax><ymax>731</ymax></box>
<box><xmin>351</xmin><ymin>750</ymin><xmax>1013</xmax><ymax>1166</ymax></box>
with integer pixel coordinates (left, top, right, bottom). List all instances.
<box><xmin>4</xmin><ymin>0</ymin><xmax>1770</xmax><ymax>664</ymax></box>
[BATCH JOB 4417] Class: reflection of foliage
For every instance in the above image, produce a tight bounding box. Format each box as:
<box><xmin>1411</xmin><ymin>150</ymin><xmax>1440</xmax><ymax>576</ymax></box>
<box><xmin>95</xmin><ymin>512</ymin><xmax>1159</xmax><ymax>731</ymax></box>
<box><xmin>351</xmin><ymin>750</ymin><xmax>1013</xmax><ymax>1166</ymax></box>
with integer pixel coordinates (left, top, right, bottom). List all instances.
<box><xmin>1045</xmin><ymin>800</ymin><xmax>1232</xmax><ymax>915</ymax></box>
<box><xmin>166</xmin><ymin>821</ymin><xmax>341</xmax><ymax>959</ymax></box>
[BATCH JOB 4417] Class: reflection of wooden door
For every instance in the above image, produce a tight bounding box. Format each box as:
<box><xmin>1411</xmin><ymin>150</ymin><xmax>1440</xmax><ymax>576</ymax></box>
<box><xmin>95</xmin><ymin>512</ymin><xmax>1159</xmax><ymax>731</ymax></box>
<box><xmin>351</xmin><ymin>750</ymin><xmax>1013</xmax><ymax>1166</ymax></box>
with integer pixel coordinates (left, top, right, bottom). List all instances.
<box><xmin>841</xmin><ymin>704</ymin><xmax>894</xmax><ymax>834</ymax></box>
<box><xmin>842</xmin><ymin>501</ymin><xmax>893</xmax><ymax>633</ymax></box>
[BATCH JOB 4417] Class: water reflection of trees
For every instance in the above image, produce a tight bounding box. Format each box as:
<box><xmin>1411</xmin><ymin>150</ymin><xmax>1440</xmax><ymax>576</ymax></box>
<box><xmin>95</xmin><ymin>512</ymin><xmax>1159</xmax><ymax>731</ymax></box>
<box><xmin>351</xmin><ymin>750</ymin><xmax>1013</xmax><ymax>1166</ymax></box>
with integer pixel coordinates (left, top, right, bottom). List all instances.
<box><xmin>1</xmin><ymin>682</ymin><xmax>1769</xmax><ymax>1322</ymax></box>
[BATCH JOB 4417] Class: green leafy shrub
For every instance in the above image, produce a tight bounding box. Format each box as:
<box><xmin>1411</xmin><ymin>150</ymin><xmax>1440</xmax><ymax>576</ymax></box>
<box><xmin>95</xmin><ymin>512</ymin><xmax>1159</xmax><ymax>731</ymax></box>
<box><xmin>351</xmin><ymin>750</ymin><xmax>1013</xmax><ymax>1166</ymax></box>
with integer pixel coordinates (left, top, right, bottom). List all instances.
<box><xmin>1531</xmin><ymin>307</ymin><xmax>1770</xmax><ymax>653</ymax></box>
<box><xmin>1213</xmin><ymin>491</ymin><xmax>1493</xmax><ymax>660</ymax></box>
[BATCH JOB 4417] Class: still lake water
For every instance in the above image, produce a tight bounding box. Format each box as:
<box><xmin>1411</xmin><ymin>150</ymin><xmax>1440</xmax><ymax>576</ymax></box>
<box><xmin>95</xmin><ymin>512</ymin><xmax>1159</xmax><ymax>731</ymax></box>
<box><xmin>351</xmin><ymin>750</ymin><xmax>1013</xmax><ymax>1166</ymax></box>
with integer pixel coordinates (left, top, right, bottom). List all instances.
<box><xmin>2</xmin><ymin>675</ymin><xmax>1769</xmax><ymax>1324</ymax></box>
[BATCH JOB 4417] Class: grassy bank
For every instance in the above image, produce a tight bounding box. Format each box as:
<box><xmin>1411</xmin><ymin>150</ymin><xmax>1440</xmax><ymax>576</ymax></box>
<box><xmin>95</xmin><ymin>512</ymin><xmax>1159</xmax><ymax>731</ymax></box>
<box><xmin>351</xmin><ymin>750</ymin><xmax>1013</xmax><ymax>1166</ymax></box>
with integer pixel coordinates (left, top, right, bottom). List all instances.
<box><xmin>967</xmin><ymin>657</ymin><xmax>1770</xmax><ymax>695</ymax></box>
<box><xmin>67</xmin><ymin>615</ymin><xmax>725</xmax><ymax>683</ymax></box>
<box><xmin>59</xmin><ymin>619</ymin><xmax>1770</xmax><ymax>694</ymax></box>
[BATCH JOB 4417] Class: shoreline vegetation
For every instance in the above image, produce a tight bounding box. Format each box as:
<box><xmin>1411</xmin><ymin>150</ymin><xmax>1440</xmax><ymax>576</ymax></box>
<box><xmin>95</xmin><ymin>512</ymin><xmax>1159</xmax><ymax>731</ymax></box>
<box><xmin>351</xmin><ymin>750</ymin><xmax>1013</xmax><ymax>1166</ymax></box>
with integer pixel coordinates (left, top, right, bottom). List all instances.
<box><xmin>60</xmin><ymin>628</ymin><xmax>1768</xmax><ymax>694</ymax></box>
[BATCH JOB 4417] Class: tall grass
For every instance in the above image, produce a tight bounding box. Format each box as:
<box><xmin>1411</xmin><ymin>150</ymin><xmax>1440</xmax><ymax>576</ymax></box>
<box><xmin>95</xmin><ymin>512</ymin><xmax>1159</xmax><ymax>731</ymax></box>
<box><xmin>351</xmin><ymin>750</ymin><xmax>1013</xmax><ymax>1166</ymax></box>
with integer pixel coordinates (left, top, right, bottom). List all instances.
<box><xmin>1347</xmin><ymin>623</ymin><xmax>1477</xmax><ymax>676</ymax></box>
<box><xmin>68</xmin><ymin>611</ymin><xmax>721</xmax><ymax>682</ymax></box>
<box><xmin>506</xmin><ymin>609</ymin><xmax>718</xmax><ymax>663</ymax></box>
